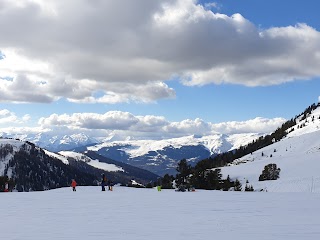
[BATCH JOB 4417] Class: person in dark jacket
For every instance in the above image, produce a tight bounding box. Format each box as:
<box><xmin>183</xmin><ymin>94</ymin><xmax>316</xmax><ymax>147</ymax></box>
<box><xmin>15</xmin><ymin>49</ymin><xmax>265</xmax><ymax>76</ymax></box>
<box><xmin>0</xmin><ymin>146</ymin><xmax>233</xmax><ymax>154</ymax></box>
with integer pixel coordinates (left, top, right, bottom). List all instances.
<box><xmin>101</xmin><ymin>174</ymin><xmax>107</xmax><ymax>191</ymax></box>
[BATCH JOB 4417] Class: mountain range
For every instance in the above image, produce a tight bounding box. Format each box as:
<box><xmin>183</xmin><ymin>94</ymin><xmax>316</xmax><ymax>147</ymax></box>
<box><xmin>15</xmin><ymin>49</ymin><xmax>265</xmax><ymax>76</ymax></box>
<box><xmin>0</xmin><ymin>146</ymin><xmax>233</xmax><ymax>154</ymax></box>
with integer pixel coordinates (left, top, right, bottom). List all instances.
<box><xmin>1</xmin><ymin>131</ymin><xmax>263</xmax><ymax>176</ymax></box>
<box><xmin>1</xmin><ymin>102</ymin><xmax>319</xmax><ymax>192</ymax></box>
<box><xmin>82</xmin><ymin>133</ymin><xmax>263</xmax><ymax>176</ymax></box>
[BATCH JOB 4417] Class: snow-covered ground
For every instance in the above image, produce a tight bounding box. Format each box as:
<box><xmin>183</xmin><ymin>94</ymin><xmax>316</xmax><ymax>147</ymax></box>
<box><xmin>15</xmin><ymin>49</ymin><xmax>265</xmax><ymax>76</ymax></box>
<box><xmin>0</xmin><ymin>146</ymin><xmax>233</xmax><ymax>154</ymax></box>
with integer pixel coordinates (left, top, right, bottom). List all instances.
<box><xmin>220</xmin><ymin>107</ymin><xmax>320</xmax><ymax>192</ymax></box>
<box><xmin>59</xmin><ymin>151</ymin><xmax>124</xmax><ymax>172</ymax></box>
<box><xmin>1</xmin><ymin>186</ymin><xmax>319</xmax><ymax>240</ymax></box>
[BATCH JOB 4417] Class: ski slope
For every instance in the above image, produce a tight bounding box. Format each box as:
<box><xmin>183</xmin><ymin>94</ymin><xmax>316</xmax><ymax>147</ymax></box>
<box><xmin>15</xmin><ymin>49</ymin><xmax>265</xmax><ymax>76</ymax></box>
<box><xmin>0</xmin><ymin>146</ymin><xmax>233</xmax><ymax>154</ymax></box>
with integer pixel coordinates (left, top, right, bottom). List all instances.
<box><xmin>220</xmin><ymin>106</ymin><xmax>320</xmax><ymax>192</ymax></box>
<box><xmin>1</xmin><ymin>186</ymin><xmax>319</xmax><ymax>240</ymax></box>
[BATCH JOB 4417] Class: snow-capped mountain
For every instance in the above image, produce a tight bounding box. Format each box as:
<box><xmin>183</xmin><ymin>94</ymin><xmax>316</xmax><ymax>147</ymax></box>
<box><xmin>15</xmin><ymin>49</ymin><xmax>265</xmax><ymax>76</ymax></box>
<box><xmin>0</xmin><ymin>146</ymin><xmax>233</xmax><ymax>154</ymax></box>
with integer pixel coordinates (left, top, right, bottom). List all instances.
<box><xmin>84</xmin><ymin>133</ymin><xmax>263</xmax><ymax>176</ymax></box>
<box><xmin>0</xmin><ymin>132</ymin><xmax>99</xmax><ymax>152</ymax></box>
<box><xmin>219</xmin><ymin>103</ymin><xmax>320</xmax><ymax>192</ymax></box>
<box><xmin>0</xmin><ymin>139</ymin><xmax>158</xmax><ymax>191</ymax></box>
<box><xmin>0</xmin><ymin>127</ymin><xmax>265</xmax><ymax>176</ymax></box>
<box><xmin>0</xmin><ymin>139</ymin><xmax>97</xmax><ymax>191</ymax></box>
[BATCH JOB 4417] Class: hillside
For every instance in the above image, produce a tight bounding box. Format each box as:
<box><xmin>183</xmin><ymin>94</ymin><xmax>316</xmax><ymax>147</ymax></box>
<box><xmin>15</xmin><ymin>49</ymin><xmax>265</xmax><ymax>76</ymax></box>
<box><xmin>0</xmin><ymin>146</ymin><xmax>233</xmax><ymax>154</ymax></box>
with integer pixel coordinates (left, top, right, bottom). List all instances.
<box><xmin>0</xmin><ymin>139</ymin><xmax>97</xmax><ymax>191</ymax></box>
<box><xmin>0</xmin><ymin>139</ymin><xmax>159</xmax><ymax>191</ymax></box>
<box><xmin>58</xmin><ymin>150</ymin><xmax>159</xmax><ymax>185</ymax></box>
<box><xmin>219</xmin><ymin>104</ymin><xmax>320</xmax><ymax>192</ymax></box>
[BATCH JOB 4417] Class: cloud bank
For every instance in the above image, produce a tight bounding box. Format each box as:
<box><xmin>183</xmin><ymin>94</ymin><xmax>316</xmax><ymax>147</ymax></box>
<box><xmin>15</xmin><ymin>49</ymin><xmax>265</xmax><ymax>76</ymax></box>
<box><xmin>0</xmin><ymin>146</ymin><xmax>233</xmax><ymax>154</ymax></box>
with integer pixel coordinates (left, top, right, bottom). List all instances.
<box><xmin>0</xmin><ymin>0</ymin><xmax>320</xmax><ymax>103</ymax></box>
<box><xmin>34</xmin><ymin>111</ymin><xmax>285</xmax><ymax>140</ymax></box>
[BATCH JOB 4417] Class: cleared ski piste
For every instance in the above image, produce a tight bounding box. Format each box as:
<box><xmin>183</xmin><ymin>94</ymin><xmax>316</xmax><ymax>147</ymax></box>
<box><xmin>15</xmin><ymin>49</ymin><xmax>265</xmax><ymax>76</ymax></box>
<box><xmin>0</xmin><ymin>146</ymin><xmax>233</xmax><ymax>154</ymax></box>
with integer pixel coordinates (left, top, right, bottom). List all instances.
<box><xmin>1</xmin><ymin>186</ymin><xmax>320</xmax><ymax>240</ymax></box>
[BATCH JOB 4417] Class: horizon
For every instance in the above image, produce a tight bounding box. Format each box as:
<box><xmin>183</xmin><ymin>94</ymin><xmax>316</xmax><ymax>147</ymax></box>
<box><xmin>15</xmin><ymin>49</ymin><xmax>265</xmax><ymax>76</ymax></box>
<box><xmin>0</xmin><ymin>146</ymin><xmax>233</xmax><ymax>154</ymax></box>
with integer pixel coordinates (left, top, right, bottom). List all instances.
<box><xmin>1</xmin><ymin>0</ymin><xmax>320</xmax><ymax>140</ymax></box>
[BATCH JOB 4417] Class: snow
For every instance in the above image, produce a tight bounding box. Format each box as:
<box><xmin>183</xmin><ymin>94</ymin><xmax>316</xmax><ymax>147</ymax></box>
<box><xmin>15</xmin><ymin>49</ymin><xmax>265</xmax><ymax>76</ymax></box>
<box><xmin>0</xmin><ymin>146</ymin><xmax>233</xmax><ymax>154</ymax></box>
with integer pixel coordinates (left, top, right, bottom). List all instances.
<box><xmin>220</xmin><ymin>107</ymin><xmax>320</xmax><ymax>192</ymax></box>
<box><xmin>88</xmin><ymin>133</ymin><xmax>262</xmax><ymax>158</ymax></box>
<box><xmin>59</xmin><ymin>151</ymin><xmax>124</xmax><ymax>172</ymax></box>
<box><xmin>44</xmin><ymin>149</ymin><xmax>69</xmax><ymax>165</ymax></box>
<box><xmin>0</xmin><ymin>138</ymin><xmax>24</xmax><ymax>150</ymax></box>
<box><xmin>0</xmin><ymin>138</ymin><xmax>25</xmax><ymax>175</ymax></box>
<box><xmin>1</xmin><ymin>186</ymin><xmax>320</xmax><ymax>240</ymax></box>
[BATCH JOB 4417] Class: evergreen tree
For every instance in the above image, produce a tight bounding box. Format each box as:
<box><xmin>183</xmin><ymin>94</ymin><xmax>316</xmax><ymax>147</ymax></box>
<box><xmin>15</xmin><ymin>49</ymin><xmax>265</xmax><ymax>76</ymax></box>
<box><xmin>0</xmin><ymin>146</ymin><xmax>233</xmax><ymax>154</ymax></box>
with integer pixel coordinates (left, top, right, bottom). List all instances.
<box><xmin>245</xmin><ymin>184</ymin><xmax>254</xmax><ymax>191</ymax></box>
<box><xmin>233</xmin><ymin>179</ymin><xmax>242</xmax><ymax>191</ymax></box>
<box><xmin>161</xmin><ymin>174</ymin><xmax>174</xmax><ymax>189</ymax></box>
<box><xmin>222</xmin><ymin>175</ymin><xmax>232</xmax><ymax>191</ymax></box>
<box><xmin>204</xmin><ymin>169</ymin><xmax>222</xmax><ymax>190</ymax></box>
<box><xmin>175</xmin><ymin>159</ymin><xmax>192</xmax><ymax>188</ymax></box>
<box><xmin>259</xmin><ymin>163</ymin><xmax>281</xmax><ymax>181</ymax></box>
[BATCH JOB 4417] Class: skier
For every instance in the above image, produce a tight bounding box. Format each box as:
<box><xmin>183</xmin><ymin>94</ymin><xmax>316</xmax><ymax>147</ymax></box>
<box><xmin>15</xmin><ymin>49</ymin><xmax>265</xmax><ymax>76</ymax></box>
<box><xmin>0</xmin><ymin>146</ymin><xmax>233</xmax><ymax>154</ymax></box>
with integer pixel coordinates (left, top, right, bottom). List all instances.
<box><xmin>101</xmin><ymin>174</ymin><xmax>107</xmax><ymax>191</ymax></box>
<box><xmin>108</xmin><ymin>180</ymin><xmax>114</xmax><ymax>191</ymax></box>
<box><xmin>71</xmin><ymin>179</ymin><xmax>77</xmax><ymax>192</ymax></box>
<box><xmin>4</xmin><ymin>182</ymin><xmax>9</xmax><ymax>192</ymax></box>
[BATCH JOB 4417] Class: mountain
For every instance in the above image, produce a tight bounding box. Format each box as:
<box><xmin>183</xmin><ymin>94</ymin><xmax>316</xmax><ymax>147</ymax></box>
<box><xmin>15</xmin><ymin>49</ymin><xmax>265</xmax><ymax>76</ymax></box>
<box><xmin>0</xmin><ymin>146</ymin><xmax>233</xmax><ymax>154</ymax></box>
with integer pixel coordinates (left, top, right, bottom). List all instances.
<box><xmin>57</xmin><ymin>150</ymin><xmax>159</xmax><ymax>185</ymax></box>
<box><xmin>0</xmin><ymin>139</ymin><xmax>97</xmax><ymax>191</ymax></box>
<box><xmin>0</xmin><ymin>132</ymin><xmax>99</xmax><ymax>152</ymax></box>
<box><xmin>82</xmin><ymin>133</ymin><xmax>263</xmax><ymax>176</ymax></box>
<box><xmin>218</xmin><ymin>103</ymin><xmax>320</xmax><ymax>192</ymax></box>
<box><xmin>0</xmin><ymin>139</ymin><xmax>159</xmax><ymax>191</ymax></box>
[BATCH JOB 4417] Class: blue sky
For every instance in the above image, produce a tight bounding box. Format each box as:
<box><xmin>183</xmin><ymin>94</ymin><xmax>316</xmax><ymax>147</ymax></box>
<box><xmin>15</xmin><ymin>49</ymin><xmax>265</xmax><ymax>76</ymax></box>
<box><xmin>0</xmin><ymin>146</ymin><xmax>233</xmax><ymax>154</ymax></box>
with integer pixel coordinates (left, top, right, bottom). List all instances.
<box><xmin>0</xmin><ymin>0</ymin><xmax>320</xmax><ymax>140</ymax></box>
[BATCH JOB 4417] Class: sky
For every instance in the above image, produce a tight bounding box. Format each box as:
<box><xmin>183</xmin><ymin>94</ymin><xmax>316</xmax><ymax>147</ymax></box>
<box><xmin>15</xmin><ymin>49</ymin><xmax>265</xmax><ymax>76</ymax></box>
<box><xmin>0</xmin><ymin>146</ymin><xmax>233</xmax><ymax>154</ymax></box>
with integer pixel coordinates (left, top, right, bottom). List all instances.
<box><xmin>0</xmin><ymin>0</ymin><xmax>320</xmax><ymax>140</ymax></box>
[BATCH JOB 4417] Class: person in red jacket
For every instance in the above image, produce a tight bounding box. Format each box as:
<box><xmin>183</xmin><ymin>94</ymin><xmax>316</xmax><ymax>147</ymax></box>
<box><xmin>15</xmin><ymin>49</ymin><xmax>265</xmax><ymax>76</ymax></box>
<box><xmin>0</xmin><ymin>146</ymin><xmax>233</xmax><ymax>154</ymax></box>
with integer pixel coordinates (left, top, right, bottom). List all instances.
<box><xmin>4</xmin><ymin>182</ymin><xmax>9</xmax><ymax>192</ymax></box>
<box><xmin>71</xmin><ymin>179</ymin><xmax>77</xmax><ymax>191</ymax></box>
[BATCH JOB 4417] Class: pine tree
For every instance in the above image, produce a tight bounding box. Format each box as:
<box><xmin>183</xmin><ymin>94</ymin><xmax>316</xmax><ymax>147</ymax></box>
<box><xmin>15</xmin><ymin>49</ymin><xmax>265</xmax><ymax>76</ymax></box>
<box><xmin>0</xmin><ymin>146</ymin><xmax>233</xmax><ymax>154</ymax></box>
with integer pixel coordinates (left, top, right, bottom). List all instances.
<box><xmin>245</xmin><ymin>184</ymin><xmax>254</xmax><ymax>191</ymax></box>
<box><xmin>175</xmin><ymin>159</ymin><xmax>192</xmax><ymax>189</ymax></box>
<box><xmin>233</xmin><ymin>179</ymin><xmax>242</xmax><ymax>191</ymax></box>
<box><xmin>222</xmin><ymin>175</ymin><xmax>232</xmax><ymax>191</ymax></box>
<box><xmin>259</xmin><ymin>163</ymin><xmax>281</xmax><ymax>181</ymax></box>
<box><xmin>161</xmin><ymin>174</ymin><xmax>174</xmax><ymax>189</ymax></box>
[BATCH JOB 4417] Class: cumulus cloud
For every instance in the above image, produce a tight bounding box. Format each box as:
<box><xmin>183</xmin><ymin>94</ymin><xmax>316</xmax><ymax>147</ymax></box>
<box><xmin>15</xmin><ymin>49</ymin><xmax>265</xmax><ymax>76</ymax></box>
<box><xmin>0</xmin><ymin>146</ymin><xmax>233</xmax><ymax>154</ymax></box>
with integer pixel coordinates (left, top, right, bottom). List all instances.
<box><xmin>35</xmin><ymin>111</ymin><xmax>286</xmax><ymax>140</ymax></box>
<box><xmin>204</xmin><ymin>2</ymin><xmax>220</xmax><ymax>10</ymax></box>
<box><xmin>211</xmin><ymin>117</ymin><xmax>287</xmax><ymax>134</ymax></box>
<box><xmin>0</xmin><ymin>109</ymin><xmax>30</xmax><ymax>124</ymax></box>
<box><xmin>164</xmin><ymin>118</ymin><xmax>212</xmax><ymax>136</ymax></box>
<box><xmin>1</xmin><ymin>0</ymin><xmax>320</xmax><ymax>103</ymax></box>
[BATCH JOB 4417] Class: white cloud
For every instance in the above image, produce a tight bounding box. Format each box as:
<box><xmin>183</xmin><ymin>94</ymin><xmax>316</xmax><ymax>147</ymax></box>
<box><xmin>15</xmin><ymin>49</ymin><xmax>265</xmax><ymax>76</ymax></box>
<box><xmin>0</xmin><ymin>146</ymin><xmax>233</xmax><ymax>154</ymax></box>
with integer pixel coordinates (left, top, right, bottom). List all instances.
<box><xmin>36</xmin><ymin>111</ymin><xmax>286</xmax><ymax>139</ymax></box>
<box><xmin>39</xmin><ymin>112</ymin><xmax>140</xmax><ymax>130</ymax></box>
<box><xmin>0</xmin><ymin>109</ymin><xmax>31</xmax><ymax>124</ymax></box>
<box><xmin>0</xmin><ymin>0</ymin><xmax>320</xmax><ymax>103</ymax></box>
<box><xmin>204</xmin><ymin>2</ymin><xmax>220</xmax><ymax>10</ymax></box>
<box><xmin>211</xmin><ymin>117</ymin><xmax>286</xmax><ymax>134</ymax></box>
<box><xmin>22</xmin><ymin>114</ymin><xmax>31</xmax><ymax>122</ymax></box>
<box><xmin>0</xmin><ymin>109</ymin><xmax>17</xmax><ymax>124</ymax></box>
<box><xmin>164</xmin><ymin>118</ymin><xmax>212</xmax><ymax>135</ymax></box>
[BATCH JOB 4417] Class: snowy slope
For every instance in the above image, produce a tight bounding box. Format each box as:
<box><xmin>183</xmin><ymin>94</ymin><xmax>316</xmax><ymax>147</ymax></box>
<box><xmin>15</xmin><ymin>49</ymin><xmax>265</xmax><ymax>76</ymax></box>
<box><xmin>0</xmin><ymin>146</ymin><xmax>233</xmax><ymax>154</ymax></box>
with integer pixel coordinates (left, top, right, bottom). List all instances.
<box><xmin>1</xmin><ymin>186</ymin><xmax>320</xmax><ymax>240</ymax></box>
<box><xmin>59</xmin><ymin>151</ymin><xmax>124</xmax><ymax>172</ymax></box>
<box><xmin>0</xmin><ymin>138</ymin><xmax>25</xmax><ymax>177</ymax></box>
<box><xmin>44</xmin><ymin>149</ymin><xmax>70</xmax><ymax>165</ymax></box>
<box><xmin>220</xmin><ymin>105</ymin><xmax>320</xmax><ymax>192</ymax></box>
